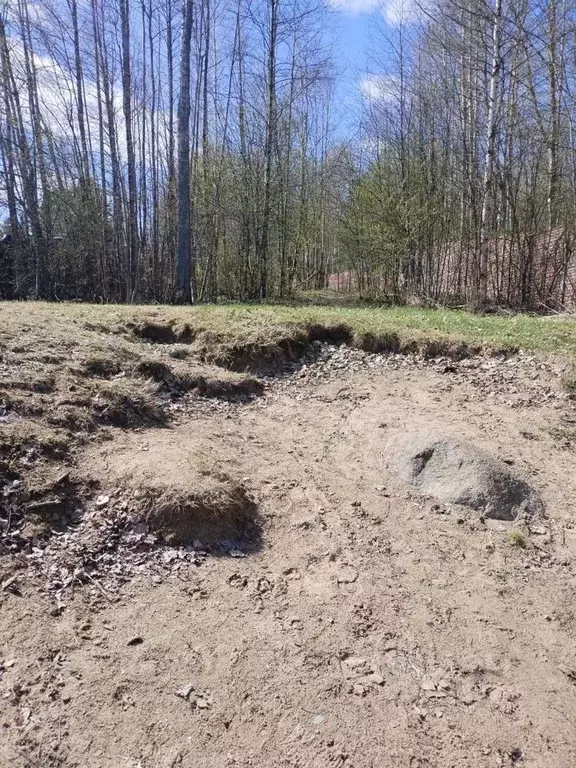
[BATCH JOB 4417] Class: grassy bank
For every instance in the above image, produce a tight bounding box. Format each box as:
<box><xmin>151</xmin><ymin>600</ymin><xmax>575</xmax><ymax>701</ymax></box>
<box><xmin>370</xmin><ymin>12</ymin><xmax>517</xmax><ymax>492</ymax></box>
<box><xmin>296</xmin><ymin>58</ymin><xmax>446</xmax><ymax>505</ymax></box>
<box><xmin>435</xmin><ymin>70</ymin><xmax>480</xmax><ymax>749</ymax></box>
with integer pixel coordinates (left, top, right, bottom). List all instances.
<box><xmin>2</xmin><ymin>301</ymin><xmax>575</xmax><ymax>359</ymax></box>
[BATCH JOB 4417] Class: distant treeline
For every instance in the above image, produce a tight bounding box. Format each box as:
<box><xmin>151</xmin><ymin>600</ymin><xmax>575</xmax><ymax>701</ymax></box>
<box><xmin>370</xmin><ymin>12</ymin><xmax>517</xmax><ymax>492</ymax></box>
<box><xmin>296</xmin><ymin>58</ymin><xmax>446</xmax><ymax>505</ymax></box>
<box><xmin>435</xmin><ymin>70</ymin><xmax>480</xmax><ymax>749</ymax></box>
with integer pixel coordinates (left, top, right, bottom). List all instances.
<box><xmin>1</xmin><ymin>0</ymin><xmax>575</xmax><ymax>310</ymax></box>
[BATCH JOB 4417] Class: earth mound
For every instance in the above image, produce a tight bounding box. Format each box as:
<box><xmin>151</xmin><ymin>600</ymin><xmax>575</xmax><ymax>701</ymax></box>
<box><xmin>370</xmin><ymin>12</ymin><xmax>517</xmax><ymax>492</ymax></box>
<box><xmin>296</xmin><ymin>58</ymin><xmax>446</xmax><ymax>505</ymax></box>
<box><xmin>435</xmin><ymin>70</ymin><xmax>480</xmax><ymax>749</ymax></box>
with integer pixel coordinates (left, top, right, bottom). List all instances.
<box><xmin>139</xmin><ymin>480</ymin><xmax>258</xmax><ymax>547</ymax></box>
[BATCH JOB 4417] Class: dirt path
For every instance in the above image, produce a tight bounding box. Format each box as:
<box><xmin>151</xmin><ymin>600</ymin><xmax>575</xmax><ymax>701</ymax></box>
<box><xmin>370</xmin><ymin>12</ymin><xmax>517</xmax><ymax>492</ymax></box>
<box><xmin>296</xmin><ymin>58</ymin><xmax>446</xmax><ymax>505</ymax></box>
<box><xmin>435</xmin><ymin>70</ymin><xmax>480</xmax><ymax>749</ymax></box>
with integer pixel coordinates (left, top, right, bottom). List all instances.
<box><xmin>2</xmin><ymin>348</ymin><xmax>576</xmax><ymax>768</ymax></box>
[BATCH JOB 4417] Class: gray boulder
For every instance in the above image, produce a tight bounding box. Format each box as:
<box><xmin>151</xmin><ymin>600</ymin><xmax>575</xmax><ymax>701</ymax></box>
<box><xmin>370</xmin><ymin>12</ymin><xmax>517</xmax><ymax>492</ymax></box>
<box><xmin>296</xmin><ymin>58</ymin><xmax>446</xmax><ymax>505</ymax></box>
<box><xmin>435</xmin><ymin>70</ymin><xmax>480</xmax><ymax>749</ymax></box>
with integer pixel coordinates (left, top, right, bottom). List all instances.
<box><xmin>387</xmin><ymin>432</ymin><xmax>543</xmax><ymax>521</ymax></box>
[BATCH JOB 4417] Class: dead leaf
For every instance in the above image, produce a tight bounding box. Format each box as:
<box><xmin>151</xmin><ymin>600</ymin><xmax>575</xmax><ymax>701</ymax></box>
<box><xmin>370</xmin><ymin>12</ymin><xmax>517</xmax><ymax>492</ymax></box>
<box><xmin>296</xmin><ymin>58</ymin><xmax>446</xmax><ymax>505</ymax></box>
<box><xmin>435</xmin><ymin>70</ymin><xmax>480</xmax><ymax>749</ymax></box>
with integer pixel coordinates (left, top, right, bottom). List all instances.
<box><xmin>557</xmin><ymin>664</ymin><xmax>576</xmax><ymax>684</ymax></box>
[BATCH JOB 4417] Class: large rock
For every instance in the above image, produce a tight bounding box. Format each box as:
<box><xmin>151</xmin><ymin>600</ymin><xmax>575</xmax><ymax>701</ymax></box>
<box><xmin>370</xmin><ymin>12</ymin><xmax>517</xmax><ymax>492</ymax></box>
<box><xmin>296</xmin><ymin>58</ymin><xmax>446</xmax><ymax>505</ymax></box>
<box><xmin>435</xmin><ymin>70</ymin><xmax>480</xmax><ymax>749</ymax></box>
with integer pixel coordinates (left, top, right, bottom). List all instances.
<box><xmin>387</xmin><ymin>432</ymin><xmax>543</xmax><ymax>521</ymax></box>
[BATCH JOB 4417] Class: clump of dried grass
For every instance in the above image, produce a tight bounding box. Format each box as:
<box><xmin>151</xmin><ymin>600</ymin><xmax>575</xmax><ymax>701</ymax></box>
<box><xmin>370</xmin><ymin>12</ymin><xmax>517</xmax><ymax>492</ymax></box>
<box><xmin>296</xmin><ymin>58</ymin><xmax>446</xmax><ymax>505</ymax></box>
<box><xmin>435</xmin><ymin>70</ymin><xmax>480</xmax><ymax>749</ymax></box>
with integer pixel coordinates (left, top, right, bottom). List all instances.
<box><xmin>135</xmin><ymin>354</ymin><xmax>263</xmax><ymax>399</ymax></box>
<box><xmin>79</xmin><ymin>355</ymin><xmax>123</xmax><ymax>378</ymax></box>
<box><xmin>46</xmin><ymin>406</ymin><xmax>96</xmax><ymax>432</ymax></box>
<box><xmin>3</xmin><ymin>374</ymin><xmax>56</xmax><ymax>393</ymax></box>
<box><xmin>168</xmin><ymin>345</ymin><xmax>192</xmax><ymax>360</ymax></box>
<box><xmin>506</xmin><ymin>529</ymin><xmax>527</xmax><ymax>549</ymax></box>
<box><xmin>133</xmin><ymin>482</ymin><xmax>258</xmax><ymax>546</ymax></box>
<box><xmin>0</xmin><ymin>423</ymin><xmax>72</xmax><ymax>461</ymax></box>
<box><xmin>135</xmin><ymin>358</ymin><xmax>176</xmax><ymax>384</ymax></box>
<box><xmin>92</xmin><ymin>378</ymin><xmax>166</xmax><ymax>427</ymax></box>
<box><xmin>193</xmin><ymin>374</ymin><xmax>264</xmax><ymax>399</ymax></box>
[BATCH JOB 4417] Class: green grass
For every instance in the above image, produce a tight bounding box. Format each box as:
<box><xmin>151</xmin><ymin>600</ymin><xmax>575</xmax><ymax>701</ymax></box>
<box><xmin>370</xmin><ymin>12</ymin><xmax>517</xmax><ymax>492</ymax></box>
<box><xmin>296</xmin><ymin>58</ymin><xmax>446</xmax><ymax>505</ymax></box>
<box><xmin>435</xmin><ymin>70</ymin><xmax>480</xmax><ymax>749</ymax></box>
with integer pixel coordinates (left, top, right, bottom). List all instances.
<box><xmin>228</xmin><ymin>304</ymin><xmax>576</xmax><ymax>355</ymax></box>
<box><xmin>506</xmin><ymin>530</ymin><xmax>527</xmax><ymax>549</ymax></box>
<box><xmin>1</xmin><ymin>301</ymin><xmax>576</xmax><ymax>358</ymax></box>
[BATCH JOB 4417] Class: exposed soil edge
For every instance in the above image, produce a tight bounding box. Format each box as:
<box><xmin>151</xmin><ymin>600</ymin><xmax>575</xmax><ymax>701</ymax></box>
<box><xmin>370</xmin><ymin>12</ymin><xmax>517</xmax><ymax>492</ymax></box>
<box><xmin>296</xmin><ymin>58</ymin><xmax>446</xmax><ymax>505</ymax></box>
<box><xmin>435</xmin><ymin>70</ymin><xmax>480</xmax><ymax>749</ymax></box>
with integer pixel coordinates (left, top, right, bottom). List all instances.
<box><xmin>129</xmin><ymin>320</ymin><xmax>195</xmax><ymax>344</ymax></box>
<box><xmin>194</xmin><ymin>323</ymin><xmax>519</xmax><ymax>373</ymax></box>
<box><xmin>192</xmin><ymin>328</ymin><xmax>309</xmax><ymax>373</ymax></box>
<box><xmin>134</xmin><ymin>359</ymin><xmax>263</xmax><ymax>399</ymax></box>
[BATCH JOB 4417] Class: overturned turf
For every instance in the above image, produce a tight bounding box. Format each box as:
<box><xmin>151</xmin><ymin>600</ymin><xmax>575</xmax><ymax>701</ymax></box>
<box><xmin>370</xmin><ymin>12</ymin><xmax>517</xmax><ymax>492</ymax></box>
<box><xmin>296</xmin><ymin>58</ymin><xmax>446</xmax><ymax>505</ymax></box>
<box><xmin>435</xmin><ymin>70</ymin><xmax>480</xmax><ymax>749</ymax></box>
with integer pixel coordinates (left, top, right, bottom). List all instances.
<box><xmin>135</xmin><ymin>482</ymin><xmax>259</xmax><ymax>547</ymax></box>
<box><xmin>0</xmin><ymin>308</ymin><xmax>265</xmax><ymax>557</ymax></box>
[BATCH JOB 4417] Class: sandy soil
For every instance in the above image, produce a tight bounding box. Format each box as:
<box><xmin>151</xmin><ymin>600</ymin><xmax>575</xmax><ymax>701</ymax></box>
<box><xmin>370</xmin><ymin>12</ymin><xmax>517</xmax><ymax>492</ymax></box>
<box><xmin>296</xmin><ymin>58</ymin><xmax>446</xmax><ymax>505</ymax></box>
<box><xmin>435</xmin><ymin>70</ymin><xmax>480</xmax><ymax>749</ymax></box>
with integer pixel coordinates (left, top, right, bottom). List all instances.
<box><xmin>2</xmin><ymin>347</ymin><xmax>576</xmax><ymax>768</ymax></box>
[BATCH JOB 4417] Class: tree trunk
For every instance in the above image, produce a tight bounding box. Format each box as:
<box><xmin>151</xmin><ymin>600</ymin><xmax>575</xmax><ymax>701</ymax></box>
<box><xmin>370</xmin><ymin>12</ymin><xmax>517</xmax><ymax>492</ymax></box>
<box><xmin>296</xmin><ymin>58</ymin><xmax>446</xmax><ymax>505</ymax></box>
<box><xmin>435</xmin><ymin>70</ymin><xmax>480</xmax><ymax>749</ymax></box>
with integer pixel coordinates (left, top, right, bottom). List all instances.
<box><xmin>479</xmin><ymin>0</ymin><xmax>503</xmax><ymax>302</ymax></box>
<box><xmin>176</xmin><ymin>0</ymin><xmax>195</xmax><ymax>302</ymax></box>
<box><xmin>257</xmin><ymin>0</ymin><xmax>278</xmax><ymax>300</ymax></box>
<box><xmin>120</xmin><ymin>0</ymin><xmax>139</xmax><ymax>300</ymax></box>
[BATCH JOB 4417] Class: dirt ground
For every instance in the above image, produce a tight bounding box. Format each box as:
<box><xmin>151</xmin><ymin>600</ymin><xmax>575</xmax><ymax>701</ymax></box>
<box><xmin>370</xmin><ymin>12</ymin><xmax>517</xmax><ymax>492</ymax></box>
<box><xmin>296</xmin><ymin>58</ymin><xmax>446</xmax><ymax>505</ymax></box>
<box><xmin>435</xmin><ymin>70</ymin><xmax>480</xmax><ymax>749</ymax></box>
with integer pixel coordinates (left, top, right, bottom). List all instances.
<box><xmin>2</xmin><ymin>344</ymin><xmax>576</xmax><ymax>768</ymax></box>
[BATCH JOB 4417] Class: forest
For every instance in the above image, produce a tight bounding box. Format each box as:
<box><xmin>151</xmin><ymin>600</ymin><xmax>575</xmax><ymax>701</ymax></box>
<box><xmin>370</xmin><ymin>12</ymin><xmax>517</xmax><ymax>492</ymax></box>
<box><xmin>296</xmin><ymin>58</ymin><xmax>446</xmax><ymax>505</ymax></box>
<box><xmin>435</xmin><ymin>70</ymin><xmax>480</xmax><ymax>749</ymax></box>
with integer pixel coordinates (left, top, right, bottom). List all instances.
<box><xmin>0</xmin><ymin>0</ymin><xmax>575</xmax><ymax>308</ymax></box>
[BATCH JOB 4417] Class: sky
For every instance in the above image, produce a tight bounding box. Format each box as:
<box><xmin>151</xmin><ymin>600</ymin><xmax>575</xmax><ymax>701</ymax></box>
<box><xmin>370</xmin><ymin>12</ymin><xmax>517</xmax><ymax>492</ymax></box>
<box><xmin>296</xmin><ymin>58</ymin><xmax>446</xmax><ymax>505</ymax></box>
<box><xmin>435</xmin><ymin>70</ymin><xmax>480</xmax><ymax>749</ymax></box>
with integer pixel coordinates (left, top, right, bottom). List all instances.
<box><xmin>327</xmin><ymin>0</ymin><xmax>415</xmax><ymax>139</ymax></box>
<box><xmin>331</xmin><ymin>2</ymin><xmax>374</xmax><ymax>127</ymax></box>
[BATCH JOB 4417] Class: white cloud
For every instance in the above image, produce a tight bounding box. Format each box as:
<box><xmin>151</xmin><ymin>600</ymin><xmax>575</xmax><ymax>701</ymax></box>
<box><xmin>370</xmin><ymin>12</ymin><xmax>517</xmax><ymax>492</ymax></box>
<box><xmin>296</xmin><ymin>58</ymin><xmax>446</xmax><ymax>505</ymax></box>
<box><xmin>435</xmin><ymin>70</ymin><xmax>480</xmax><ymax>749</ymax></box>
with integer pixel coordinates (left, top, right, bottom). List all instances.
<box><xmin>382</xmin><ymin>0</ymin><xmax>423</xmax><ymax>25</ymax></box>
<box><xmin>329</xmin><ymin>0</ymin><xmax>425</xmax><ymax>24</ymax></box>
<box><xmin>360</xmin><ymin>74</ymin><xmax>400</xmax><ymax>102</ymax></box>
<box><xmin>328</xmin><ymin>0</ymin><xmax>380</xmax><ymax>14</ymax></box>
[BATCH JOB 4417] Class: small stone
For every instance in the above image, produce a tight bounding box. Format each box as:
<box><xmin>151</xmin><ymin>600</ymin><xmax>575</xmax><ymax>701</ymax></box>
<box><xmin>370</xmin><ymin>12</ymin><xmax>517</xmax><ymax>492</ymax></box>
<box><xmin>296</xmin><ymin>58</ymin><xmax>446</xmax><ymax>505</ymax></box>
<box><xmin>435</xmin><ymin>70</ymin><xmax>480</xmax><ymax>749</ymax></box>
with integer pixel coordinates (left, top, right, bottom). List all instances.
<box><xmin>530</xmin><ymin>525</ymin><xmax>548</xmax><ymax>535</ymax></box>
<box><xmin>344</xmin><ymin>657</ymin><xmax>367</xmax><ymax>670</ymax></box>
<box><xmin>95</xmin><ymin>495</ymin><xmax>110</xmax><ymax>508</ymax></box>
<box><xmin>313</xmin><ymin>715</ymin><xmax>325</xmax><ymax>725</ymax></box>
<box><xmin>420</xmin><ymin>677</ymin><xmax>436</xmax><ymax>691</ymax></box>
<box><xmin>176</xmin><ymin>684</ymin><xmax>194</xmax><ymax>700</ymax></box>
<box><xmin>1</xmin><ymin>576</ymin><xmax>19</xmax><ymax>592</ymax></box>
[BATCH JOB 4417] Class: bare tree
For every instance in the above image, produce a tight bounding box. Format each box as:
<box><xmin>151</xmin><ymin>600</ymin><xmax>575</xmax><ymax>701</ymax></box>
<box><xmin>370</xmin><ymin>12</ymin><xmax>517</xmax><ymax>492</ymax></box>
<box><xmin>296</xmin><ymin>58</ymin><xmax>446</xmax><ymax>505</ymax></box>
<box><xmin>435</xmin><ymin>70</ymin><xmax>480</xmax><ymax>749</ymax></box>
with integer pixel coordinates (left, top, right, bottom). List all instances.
<box><xmin>176</xmin><ymin>0</ymin><xmax>194</xmax><ymax>302</ymax></box>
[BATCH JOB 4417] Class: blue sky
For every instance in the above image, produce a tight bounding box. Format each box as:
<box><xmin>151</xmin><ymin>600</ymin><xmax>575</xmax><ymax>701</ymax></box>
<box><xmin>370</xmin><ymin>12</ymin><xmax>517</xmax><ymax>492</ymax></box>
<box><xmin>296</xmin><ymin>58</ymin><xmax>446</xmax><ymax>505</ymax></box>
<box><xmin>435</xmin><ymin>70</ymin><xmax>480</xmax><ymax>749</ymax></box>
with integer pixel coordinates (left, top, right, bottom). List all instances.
<box><xmin>328</xmin><ymin>0</ymin><xmax>414</xmax><ymax>137</ymax></box>
<box><xmin>332</xmin><ymin>5</ymin><xmax>373</xmax><ymax>123</ymax></box>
